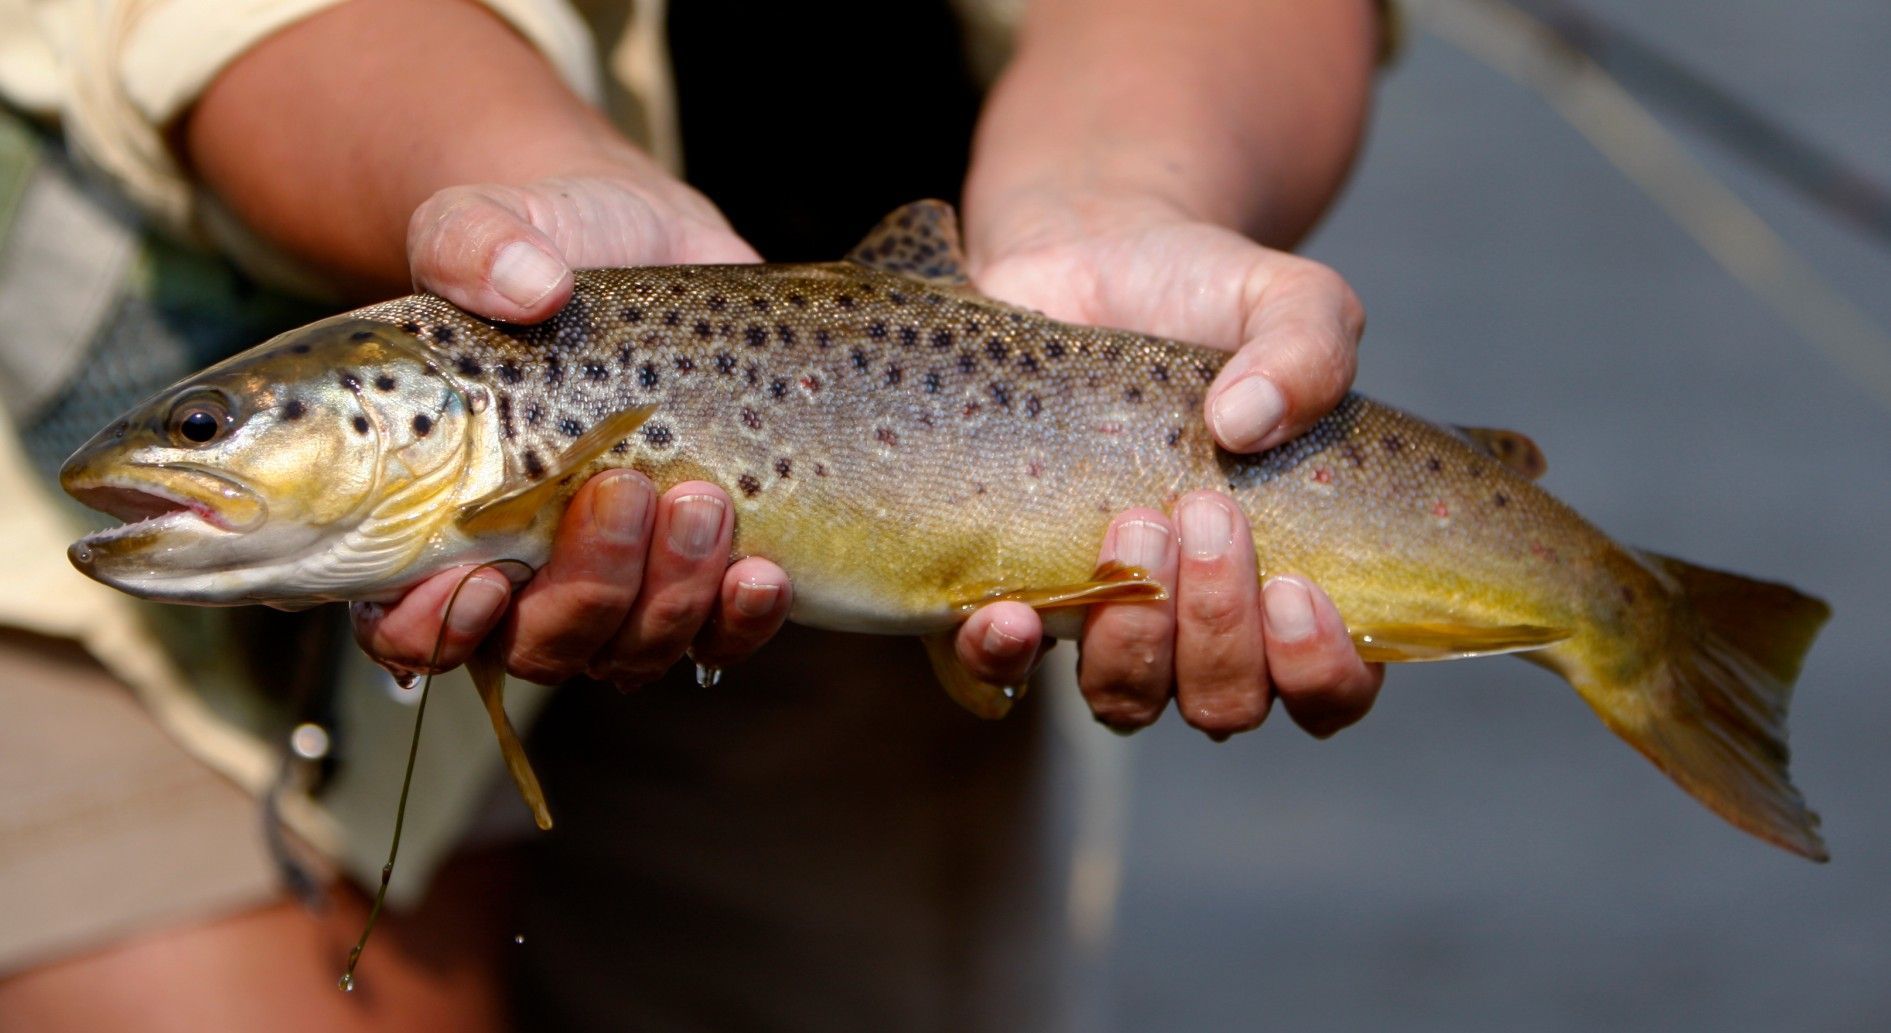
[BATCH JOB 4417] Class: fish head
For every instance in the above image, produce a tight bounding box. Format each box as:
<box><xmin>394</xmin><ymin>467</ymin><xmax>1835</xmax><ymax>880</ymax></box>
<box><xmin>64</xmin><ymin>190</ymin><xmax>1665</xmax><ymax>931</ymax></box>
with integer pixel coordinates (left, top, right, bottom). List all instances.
<box><xmin>61</xmin><ymin>315</ymin><xmax>488</xmax><ymax>605</ymax></box>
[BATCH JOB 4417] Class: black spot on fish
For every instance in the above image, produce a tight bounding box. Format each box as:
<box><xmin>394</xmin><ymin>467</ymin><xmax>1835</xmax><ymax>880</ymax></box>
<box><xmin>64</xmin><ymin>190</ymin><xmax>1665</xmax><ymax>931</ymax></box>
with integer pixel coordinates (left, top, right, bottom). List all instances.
<box><xmin>352</xmin><ymin>415</ymin><xmax>369</xmax><ymax>434</ymax></box>
<box><xmin>412</xmin><ymin>414</ymin><xmax>432</xmax><ymax>437</ymax></box>
<box><xmin>524</xmin><ymin>402</ymin><xmax>543</xmax><ymax>426</ymax></box>
<box><xmin>814</xmin><ymin>329</ymin><xmax>833</xmax><ymax>349</ymax></box>
<box><xmin>898</xmin><ymin>326</ymin><xmax>918</xmax><ymax>347</ymax></box>
<box><xmin>674</xmin><ymin>355</ymin><xmax>695</xmax><ymax>373</ymax></box>
<box><xmin>1045</xmin><ymin>340</ymin><xmax>1065</xmax><ymax>360</ymax></box>
<box><xmin>1124</xmin><ymin>386</ymin><xmax>1143</xmax><ymax>404</ymax></box>
<box><xmin>745</xmin><ymin>324</ymin><xmax>768</xmax><ymax>347</ymax></box>
<box><xmin>769</xmin><ymin>378</ymin><xmax>788</xmax><ymax>399</ymax></box>
<box><xmin>545</xmin><ymin>356</ymin><xmax>564</xmax><ymax>387</ymax></box>
<box><xmin>432</xmin><ymin>325</ymin><xmax>456</xmax><ymax>344</ymax></box>
<box><xmin>775</xmin><ymin>324</ymin><xmax>796</xmax><ymax>346</ymax></box>
<box><xmin>1196</xmin><ymin>362</ymin><xmax>1216</xmax><ymax>382</ymax></box>
<box><xmin>750</xmin><ymin>297</ymin><xmax>770</xmax><ymax>312</ymax></box>
<box><xmin>775</xmin><ymin>457</ymin><xmax>792</xmax><ymax>477</ymax></box>
<box><xmin>851</xmin><ymin>349</ymin><xmax>870</xmax><ymax>372</ymax></box>
<box><xmin>707</xmin><ymin>294</ymin><xmax>727</xmax><ymax>312</ymax></box>
<box><xmin>496</xmin><ymin>362</ymin><xmax>523</xmax><ymax>384</ymax></box>
<box><xmin>884</xmin><ymin>364</ymin><xmax>903</xmax><ymax>386</ymax></box>
<box><xmin>583</xmin><ymin>362</ymin><xmax>609</xmax><ymax>382</ymax></box>
<box><xmin>1493</xmin><ymin>493</ymin><xmax>1509</xmax><ymax>507</ymax></box>
<box><xmin>558</xmin><ymin>417</ymin><xmax>584</xmax><ymax>437</ymax></box>
<box><xmin>888</xmin><ymin>291</ymin><xmax>908</xmax><ymax>306</ymax></box>
<box><xmin>1018</xmin><ymin>352</ymin><xmax>1039</xmax><ymax>373</ymax></box>
<box><xmin>836</xmin><ymin>294</ymin><xmax>856</xmax><ymax>309</ymax></box>
<box><xmin>663</xmin><ymin>310</ymin><xmax>681</xmax><ymax>326</ymax></box>
<box><xmin>931</xmin><ymin>329</ymin><xmax>953</xmax><ymax>349</ymax></box>
<box><xmin>639</xmin><ymin>363</ymin><xmax>660</xmax><ymax>388</ymax></box>
<box><xmin>455</xmin><ymin>355</ymin><xmax>482</xmax><ymax>377</ymax></box>
<box><xmin>348</xmin><ymin>330</ymin><xmax>374</xmax><ymax>343</ymax></box>
<box><xmin>745</xmin><ymin>364</ymin><xmax>760</xmax><ymax>388</ymax></box>
<box><xmin>399</xmin><ymin>320</ymin><xmax>421</xmax><ymax>335</ymax></box>
<box><xmin>497</xmin><ymin>395</ymin><xmax>515</xmax><ymax>438</ymax></box>
<box><xmin>693</xmin><ymin>320</ymin><xmax>713</xmax><ymax>339</ymax></box>
<box><xmin>523</xmin><ymin>450</ymin><xmax>545</xmax><ymax>479</ymax></box>
<box><xmin>985</xmin><ymin>338</ymin><xmax>1009</xmax><ymax>361</ymax></box>
<box><xmin>1427</xmin><ymin>457</ymin><xmax>1443</xmax><ymax>472</ymax></box>
<box><xmin>339</xmin><ymin>372</ymin><xmax>362</xmax><ymax>393</ymax></box>
<box><xmin>283</xmin><ymin>398</ymin><xmax>306</xmax><ymax>420</ymax></box>
<box><xmin>293</xmin><ymin>342</ymin><xmax>313</xmax><ymax>354</ymax></box>
<box><xmin>788</xmin><ymin>293</ymin><xmax>807</xmax><ymax>308</ymax></box>
<box><xmin>958</xmin><ymin>352</ymin><xmax>977</xmax><ymax>374</ymax></box>
<box><xmin>643</xmin><ymin>423</ymin><xmax>673</xmax><ymax>447</ymax></box>
<box><xmin>738</xmin><ymin>474</ymin><xmax>762</xmax><ymax>497</ymax></box>
<box><xmin>1382</xmin><ymin>434</ymin><xmax>1403</xmax><ymax>453</ymax></box>
<box><xmin>868</xmin><ymin>321</ymin><xmax>888</xmax><ymax>340</ymax></box>
<box><xmin>1166</xmin><ymin>427</ymin><xmax>1183</xmax><ymax>448</ymax></box>
<box><xmin>1026</xmin><ymin>394</ymin><xmax>1043</xmax><ymax>418</ymax></box>
<box><xmin>741</xmin><ymin>407</ymin><xmax>762</xmax><ymax>430</ymax></box>
<box><xmin>1151</xmin><ymin>364</ymin><xmax>1169</xmax><ymax>382</ymax></box>
<box><xmin>990</xmin><ymin>382</ymin><xmax>1011</xmax><ymax>408</ymax></box>
<box><xmin>715</xmin><ymin>353</ymin><xmax>737</xmax><ymax>375</ymax></box>
<box><xmin>623</xmin><ymin>306</ymin><xmax>644</xmax><ymax>323</ymax></box>
<box><xmin>923</xmin><ymin>371</ymin><xmax>942</xmax><ymax>394</ymax></box>
<box><xmin>373</xmin><ymin>374</ymin><xmax>397</xmax><ymax>391</ymax></box>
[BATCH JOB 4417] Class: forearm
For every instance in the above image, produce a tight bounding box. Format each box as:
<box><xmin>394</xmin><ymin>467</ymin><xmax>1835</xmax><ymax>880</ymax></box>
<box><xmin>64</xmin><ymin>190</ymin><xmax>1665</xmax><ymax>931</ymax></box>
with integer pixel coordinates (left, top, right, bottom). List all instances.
<box><xmin>964</xmin><ymin>0</ymin><xmax>1380</xmax><ymax>250</ymax></box>
<box><xmin>183</xmin><ymin>0</ymin><xmax>667</xmax><ymax>295</ymax></box>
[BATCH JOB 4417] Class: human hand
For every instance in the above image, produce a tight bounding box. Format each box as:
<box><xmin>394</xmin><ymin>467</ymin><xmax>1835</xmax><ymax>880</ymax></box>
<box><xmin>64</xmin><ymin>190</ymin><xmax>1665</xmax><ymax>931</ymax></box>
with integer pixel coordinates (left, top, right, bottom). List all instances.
<box><xmin>950</xmin><ymin>192</ymin><xmax>1384</xmax><ymax>739</ymax></box>
<box><xmin>352</xmin><ymin>174</ymin><xmax>793</xmax><ymax>687</ymax></box>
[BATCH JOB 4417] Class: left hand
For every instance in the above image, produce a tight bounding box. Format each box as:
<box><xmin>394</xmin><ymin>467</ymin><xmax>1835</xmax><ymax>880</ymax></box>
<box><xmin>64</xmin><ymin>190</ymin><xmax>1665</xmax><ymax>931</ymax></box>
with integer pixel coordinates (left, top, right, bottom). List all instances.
<box><xmin>949</xmin><ymin>192</ymin><xmax>1384</xmax><ymax>740</ymax></box>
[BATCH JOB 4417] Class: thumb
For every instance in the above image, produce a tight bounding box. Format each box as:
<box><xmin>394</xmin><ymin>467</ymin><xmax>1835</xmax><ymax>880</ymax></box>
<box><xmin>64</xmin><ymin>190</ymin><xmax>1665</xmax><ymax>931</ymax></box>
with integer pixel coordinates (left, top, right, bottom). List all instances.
<box><xmin>407</xmin><ymin>184</ymin><xmax>574</xmax><ymax>323</ymax></box>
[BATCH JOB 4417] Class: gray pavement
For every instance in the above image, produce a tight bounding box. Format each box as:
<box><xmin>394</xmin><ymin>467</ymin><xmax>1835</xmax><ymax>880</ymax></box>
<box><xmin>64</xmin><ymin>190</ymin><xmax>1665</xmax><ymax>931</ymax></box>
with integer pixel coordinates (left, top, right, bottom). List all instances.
<box><xmin>1105</xmin><ymin>3</ymin><xmax>1891</xmax><ymax>1030</ymax></box>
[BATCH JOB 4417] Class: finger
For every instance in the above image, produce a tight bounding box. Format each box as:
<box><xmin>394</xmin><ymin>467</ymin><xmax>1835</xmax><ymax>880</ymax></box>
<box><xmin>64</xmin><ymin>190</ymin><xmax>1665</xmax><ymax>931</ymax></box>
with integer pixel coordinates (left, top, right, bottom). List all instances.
<box><xmin>499</xmin><ymin>470</ymin><xmax>656</xmax><ymax>685</ymax></box>
<box><xmin>1077</xmin><ymin>509</ymin><xmax>1178</xmax><ymax>731</ymax></box>
<box><xmin>1262</xmin><ymin>575</ymin><xmax>1385</xmax><ymax>738</ymax></box>
<box><xmin>407</xmin><ymin>185</ymin><xmax>574</xmax><ymax>323</ymax></box>
<box><xmin>591</xmin><ymin>483</ymin><xmax>733</xmax><ymax>687</ymax></box>
<box><xmin>350</xmin><ymin>566</ymin><xmax>513</xmax><ymax>673</ymax></box>
<box><xmin>956</xmin><ymin>601</ymin><xmax>1046</xmax><ymax>687</ymax></box>
<box><xmin>1172</xmin><ymin>492</ymin><xmax>1270</xmax><ymax>740</ymax></box>
<box><xmin>1206</xmin><ymin>258</ymin><xmax>1364</xmax><ymax>453</ymax></box>
<box><xmin>688</xmin><ymin>557</ymin><xmax>794</xmax><ymax>670</ymax></box>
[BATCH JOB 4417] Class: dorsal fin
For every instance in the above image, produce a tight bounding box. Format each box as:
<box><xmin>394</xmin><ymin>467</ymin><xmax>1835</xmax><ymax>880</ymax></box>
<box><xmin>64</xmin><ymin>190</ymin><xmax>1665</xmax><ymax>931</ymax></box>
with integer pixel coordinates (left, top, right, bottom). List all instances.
<box><xmin>1456</xmin><ymin>425</ymin><xmax>1549</xmax><ymax>480</ymax></box>
<box><xmin>845</xmin><ymin>199</ymin><xmax>970</xmax><ymax>286</ymax></box>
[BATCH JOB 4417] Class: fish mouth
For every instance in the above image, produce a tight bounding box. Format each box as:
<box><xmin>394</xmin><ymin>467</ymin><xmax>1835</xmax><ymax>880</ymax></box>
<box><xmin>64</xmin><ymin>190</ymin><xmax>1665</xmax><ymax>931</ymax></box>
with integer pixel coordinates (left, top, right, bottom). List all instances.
<box><xmin>64</xmin><ymin>468</ymin><xmax>266</xmax><ymax>586</ymax></box>
<box><xmin>69</xmin><ymin>482</ymin><xmax>238</xmax><ymax>542</ymax></box>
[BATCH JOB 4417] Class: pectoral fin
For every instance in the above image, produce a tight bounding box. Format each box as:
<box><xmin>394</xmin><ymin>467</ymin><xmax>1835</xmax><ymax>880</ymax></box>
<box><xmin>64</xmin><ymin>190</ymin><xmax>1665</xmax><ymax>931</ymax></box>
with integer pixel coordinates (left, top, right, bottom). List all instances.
<box><xmin>468</xmin><ymin>635</ymin><xmax>553</xmax><ymax>830</ymax></box>
<box><xmin>1455</xmin><ymin>426</ymin><xmax>1549</xmax><ymax>480</ymax></box>
<box><xmin>1350</xmin><ymin>621</ymin><xmax>1570</xmax><ymax>663</ymax></box>
<box><xmin>922</xmin><ymin>630</ymin><xmax>1025</xmax><ymax>720</ymax></box>
<box><xmin>948</xmin><ymin>561</ymin><xmax>1167</xmax><ymax>617</ymax></box>
<box><xmin>457</xmin><ymin>406</ymin><xmax>655</xmax><ymax>535</ymax></box>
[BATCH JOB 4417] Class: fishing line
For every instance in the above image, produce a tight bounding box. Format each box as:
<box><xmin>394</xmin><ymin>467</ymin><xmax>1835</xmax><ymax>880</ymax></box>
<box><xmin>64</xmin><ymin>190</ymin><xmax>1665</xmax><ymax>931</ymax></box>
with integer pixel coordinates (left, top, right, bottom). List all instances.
<box><xmin>339</xmin><ymin>559</ymin><xmax>532</xmax><ymax>992</ymax></box>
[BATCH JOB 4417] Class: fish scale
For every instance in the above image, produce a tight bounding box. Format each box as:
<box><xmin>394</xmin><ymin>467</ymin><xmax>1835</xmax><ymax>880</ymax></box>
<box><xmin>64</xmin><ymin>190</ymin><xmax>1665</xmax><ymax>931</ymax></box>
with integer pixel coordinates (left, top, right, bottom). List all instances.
<box><xmin>59</xmin><ymin>200</ymin><xmax>1832</xmax><ymax>860</ymax></box>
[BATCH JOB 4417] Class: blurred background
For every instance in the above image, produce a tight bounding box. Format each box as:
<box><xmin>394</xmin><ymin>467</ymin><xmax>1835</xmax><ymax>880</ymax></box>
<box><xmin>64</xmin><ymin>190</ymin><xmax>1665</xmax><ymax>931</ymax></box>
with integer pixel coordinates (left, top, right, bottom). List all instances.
<box><xmin>1097</xmin><ymin>1</ymin><xmax>1891</xmax><ymax>1029</ymax></box>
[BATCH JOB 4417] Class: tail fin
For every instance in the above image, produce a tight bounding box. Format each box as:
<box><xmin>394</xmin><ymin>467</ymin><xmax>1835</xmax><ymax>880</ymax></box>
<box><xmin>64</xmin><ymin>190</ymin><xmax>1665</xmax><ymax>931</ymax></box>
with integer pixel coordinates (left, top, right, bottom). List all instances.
<box><xmin>1576</xmin><ymin>553</ymin><xmax>1831</xmax><ymax>860</ymax></box>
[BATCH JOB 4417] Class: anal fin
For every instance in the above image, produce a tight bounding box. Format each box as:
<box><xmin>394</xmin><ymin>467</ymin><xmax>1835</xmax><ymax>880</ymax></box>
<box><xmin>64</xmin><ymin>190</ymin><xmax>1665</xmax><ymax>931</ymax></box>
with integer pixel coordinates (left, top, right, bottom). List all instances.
<box><xmin>468</xmin><ymin>635</ymin><xmax>553</xmax><ymax>830</ymax></box>
<box><xmin>1351</xmin><ymin>621</ymin><xmax>1569</xmax><ymax>663</ymax></box>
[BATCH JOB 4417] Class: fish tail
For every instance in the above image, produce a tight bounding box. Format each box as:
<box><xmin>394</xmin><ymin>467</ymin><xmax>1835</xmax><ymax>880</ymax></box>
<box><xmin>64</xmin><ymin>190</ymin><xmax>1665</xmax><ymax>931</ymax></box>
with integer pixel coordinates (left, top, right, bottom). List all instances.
<box><xmin>1573</xmin><ymin>552</ymin><xmax>1831</xmax><ymax>860</ymax></box>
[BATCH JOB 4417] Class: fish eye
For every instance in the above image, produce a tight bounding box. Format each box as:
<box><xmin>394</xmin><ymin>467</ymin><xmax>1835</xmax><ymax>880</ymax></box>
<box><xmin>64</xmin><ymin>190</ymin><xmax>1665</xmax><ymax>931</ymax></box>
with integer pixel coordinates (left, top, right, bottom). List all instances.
<box><xmin>167</xmin><ymin>395</ymin><xmax>231</xmax><ymax>446</ymax></box>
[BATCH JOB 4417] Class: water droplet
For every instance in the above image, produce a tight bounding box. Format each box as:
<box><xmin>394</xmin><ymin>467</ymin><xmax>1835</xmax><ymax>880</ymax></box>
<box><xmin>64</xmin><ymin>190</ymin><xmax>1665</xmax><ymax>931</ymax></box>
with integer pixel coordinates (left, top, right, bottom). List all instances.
<box><xmin>337</xmin><ymin>973</ymin><xmax>355</xmax><ymax>993</ymax></box>
<box><xmin>513</xmin><ymin>934</ymin><xmax>526</xmax><ymax>945</ymax></box>
<box><xmin>694</xmin><ymin>662</ymin><xmax>722</xmax><ymax>688</ymax></box>
<box><xmin>1000</xmin><ymin>685</ymin><xmax>1018</xmax><ymax>700</ymax></box>
<box><xmin>290</xmin><ymin>722</ymin><xmax>331</xmax><ymax>760</ymax></box>
<box><xmin>392</xmin><ymin>670</ymin><xmax>420</xmax><ymax>691</ymax></box>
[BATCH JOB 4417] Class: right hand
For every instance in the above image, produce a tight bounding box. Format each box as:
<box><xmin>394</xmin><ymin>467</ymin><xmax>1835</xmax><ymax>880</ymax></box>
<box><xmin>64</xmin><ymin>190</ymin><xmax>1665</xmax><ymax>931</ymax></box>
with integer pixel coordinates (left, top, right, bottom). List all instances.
<box><xmin>352</xmin><ymin>174</ymin><xmax>794</xmax><ymax>688</ymax></box>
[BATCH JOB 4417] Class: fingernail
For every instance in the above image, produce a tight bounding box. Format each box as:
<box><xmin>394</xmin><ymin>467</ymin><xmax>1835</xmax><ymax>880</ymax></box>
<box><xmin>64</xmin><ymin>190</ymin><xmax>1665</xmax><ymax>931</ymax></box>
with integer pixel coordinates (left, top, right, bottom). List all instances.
<box><xmin>732</xmin><ymin>579</ymin><xmax>779</xmax><ymax>618</ymax></box>
<box><xmin>446</xmin><ymin>576</ymin><xmax>508</xmax><ymax>638</ymax></box>
<box><xmin>1178</xmin><ymin>496</ymin><xmax>1234</xmax><ymax>558</ymax></box>
<box><xmin>668</xmin><ymin>494</ymin><xmax>726</xmax><ymax>558</ymax></box>
<box><xmin>490</xmin><ymin>241</ymin><xmax>566</xmax><ymax>309</ymax></box>
<box><xmin>592</xmin><ymin>472</ymin><xmax>649</xmax><ymax>545</ymax></box>
<box><xmin>1209</xmin><ymin>375</ymin><xmax>1287</xmax><ymax>452</ymax></box>
<box><xmin>1263</xmin><ymin>577</ymin><xmax>1317</xmax><ymax>643</ymax></box>
<box><xmin>981</xmin><ymin>621</ymin><xmax>1030</xmax><ymax>659</ymax></box>
<box><xmin>1112</xmin><ymin>518</ymin><xmax>1172</xmax><ymax>571</ymax></box>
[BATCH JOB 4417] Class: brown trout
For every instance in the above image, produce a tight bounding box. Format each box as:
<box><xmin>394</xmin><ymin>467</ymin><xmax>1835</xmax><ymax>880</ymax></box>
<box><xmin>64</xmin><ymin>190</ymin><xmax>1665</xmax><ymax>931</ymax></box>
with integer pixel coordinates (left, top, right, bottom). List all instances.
<box><xmin>59</xmin><ymin>201</ymin><xmax>1829</xmax><ymax>858</ymax></box>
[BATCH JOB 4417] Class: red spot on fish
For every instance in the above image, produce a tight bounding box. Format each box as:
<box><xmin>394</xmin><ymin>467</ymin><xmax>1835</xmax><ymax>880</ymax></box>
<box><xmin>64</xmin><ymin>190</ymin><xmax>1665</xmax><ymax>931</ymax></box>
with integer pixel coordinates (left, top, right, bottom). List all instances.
<box><xmin>815</xmin><ymin>463</ymin><xmax>828</xmax><ymax>477</ymax></box>
<box><xmin>876</xmin><ymin>427</ymin><xmax>898</xmax><ymax>447</ymax></box>
<box><xmin>1026</xmin><ymin>462</ymin><xmax>1042</xmax><ymax>478</ymax></box>
<box><xmin>800</xmin><ymin>374</ymin><xmax>821</xmax><ymax>394</ymax></box>
<box><xmin>1432</xmin><ymin>501</ymin><xmax>1450</xmax><ymax>518</ymax></box>
<box><xmin>1312</xmin><ymin>467</ymin><xmax>1332</xmax><ymax>484</ymax></box>
<box><xmin>1096</xmin><ymin>421</ymin><xmax>1124</xmax><ymax>435</ymax></box>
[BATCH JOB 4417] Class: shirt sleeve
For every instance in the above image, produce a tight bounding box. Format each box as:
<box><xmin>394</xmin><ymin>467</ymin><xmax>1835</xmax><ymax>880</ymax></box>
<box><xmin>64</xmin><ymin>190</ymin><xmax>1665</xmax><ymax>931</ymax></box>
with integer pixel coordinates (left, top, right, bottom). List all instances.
<box><xmin>54</xmin><ymin>0</ymin><xmax>602</xmax><ymax>247</ymax></box>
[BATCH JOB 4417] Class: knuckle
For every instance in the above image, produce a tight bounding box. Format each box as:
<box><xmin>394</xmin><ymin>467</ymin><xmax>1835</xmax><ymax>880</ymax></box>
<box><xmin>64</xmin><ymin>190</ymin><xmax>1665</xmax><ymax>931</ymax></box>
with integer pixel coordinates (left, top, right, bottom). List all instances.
<box><xmin>639</xmin><ymin>592</ymin><xmax>715</xmax><ymax>640</ymax></box>
<box><xmin>507</xmin><ymin>648</ymin><xmax>582</xmax><ymax>686</ymax></box>
<box><xmin>1179</xmin><ymin>588</ymin><xmax>1251</xmax><ymax>638</ymax></box>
